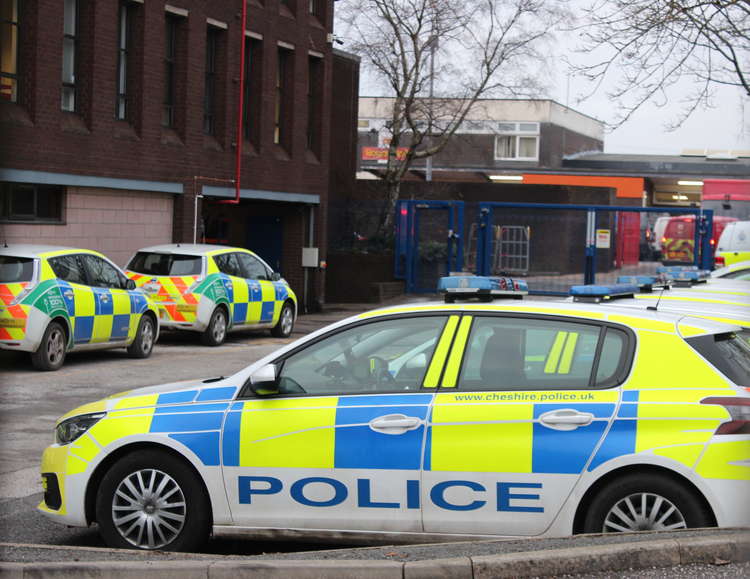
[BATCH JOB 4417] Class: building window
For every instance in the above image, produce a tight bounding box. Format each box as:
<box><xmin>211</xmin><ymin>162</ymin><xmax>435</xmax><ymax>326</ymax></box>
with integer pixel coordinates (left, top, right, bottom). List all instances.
<box><xmin>61</xmin><ymin>0</ymin><xmax>78</xmax><ymax>111</ymax></box>
<box><xmin>0</xmin><ymin>183</ymin><xmax>64</xmax><ymax>223</ymax></box>
<box><xmin>274</xmin><ymin>46</ymin><xmax>293</xmax><ymax>149</ymax></box>
<box><xmin>162</xmin><ymin>14</ymin><xmax>178</xmax><ymax>127</ymax></box>
<box><xmin>243</xmin><ymin>36</ymin><xmax>262</xmax><ymax>147</ymax></box>
<box><xmin>494</xmin><ymin>122</ymin><xmax>539</xmax><ymax>161</ymax></box>
<box><xmin>308</xmin><ymin>0</ymin><xmax>322</xmax><ymax>18</ymax></box>
<box><xmin>307</xmin><ymin>55</ymin><xmax>323</xmax><ymax>156</ymax></box>
<box><xmin>0</xmin><ymin>0</ymin><xmax>19</xmax><ymax>102</ymax></box>
<box><xmin>203</xmin><ymin>26</ymin><xmax>219</xmax><ymax>135</ymax></box>
<box><xmin>116</xmin><ymin>1</ymin><xmax>134</xmax><ymax>120</ymax></box>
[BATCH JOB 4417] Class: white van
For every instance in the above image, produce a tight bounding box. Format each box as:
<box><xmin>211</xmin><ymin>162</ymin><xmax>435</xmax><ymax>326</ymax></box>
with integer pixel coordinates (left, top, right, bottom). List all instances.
<box><xmin>715</xmin><ymin>220</ymin><xmax>750</xmax><ymax>267</ymax></box>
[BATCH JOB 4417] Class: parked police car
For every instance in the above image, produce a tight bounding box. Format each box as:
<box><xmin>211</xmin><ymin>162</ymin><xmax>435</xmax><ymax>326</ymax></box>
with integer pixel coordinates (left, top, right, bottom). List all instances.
<box><xmin>0</xmin><ymin>245</ymin><xmax>159</xmax><ymax>370</ymax></box>
<box><xmin>125</xmin><ymin>244</ymin><xmax>296</xmax><ymax>345</ymax></box>
<box><xmin>39</xmin><ymin>284</ymin><xmax>750</xmax><ymax>551</ymax></box>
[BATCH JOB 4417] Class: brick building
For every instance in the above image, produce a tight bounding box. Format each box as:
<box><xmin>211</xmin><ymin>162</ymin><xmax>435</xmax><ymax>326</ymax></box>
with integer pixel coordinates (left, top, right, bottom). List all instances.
<box><xmin>0</xmin><ymin>0</ymin><xmax>356</xmax><ymax>310</ymax></box>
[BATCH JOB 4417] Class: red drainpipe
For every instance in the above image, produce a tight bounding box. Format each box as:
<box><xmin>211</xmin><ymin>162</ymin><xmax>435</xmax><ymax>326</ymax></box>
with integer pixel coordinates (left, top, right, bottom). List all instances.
<box><xmin>219</xmin><ymin>0</ymin><xmax>247</xmax><ymax>205</ymax></box>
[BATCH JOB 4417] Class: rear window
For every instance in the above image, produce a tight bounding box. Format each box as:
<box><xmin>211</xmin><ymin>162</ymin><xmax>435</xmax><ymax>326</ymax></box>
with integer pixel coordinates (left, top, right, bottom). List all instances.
<box><xmin>0</xmin><ymin>256</ymin><xmax>34</xmax><ymax>282</ymax></box>
<box><xmin>127</xmin><ymin>252</ymin><xmax>202</xmax><ymax>276</ymax></box>
<box><xmin>687</xmin><ymin>331</ymin><xmax>750</xmax><ymax>387</ymax></box>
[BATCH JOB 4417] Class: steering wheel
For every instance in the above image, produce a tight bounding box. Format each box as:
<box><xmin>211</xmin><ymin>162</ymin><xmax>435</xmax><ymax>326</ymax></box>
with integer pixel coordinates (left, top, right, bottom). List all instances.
<box><xmin>362</xmin><ymin>356</ymin><xmax>395</xmax><ymax>385</ymax></box>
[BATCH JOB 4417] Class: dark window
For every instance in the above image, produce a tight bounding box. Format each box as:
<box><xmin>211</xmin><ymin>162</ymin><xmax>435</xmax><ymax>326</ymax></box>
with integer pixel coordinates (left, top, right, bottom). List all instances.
<box><xmin>274</xmin><ymin>46</ymin><xmax>293</xmax><ymax>149</ymax></box>
<box><xmin>127</xmin><ymin>252</ymin><xmax>202</xmax><ymax>276</ymax></box>
<box><xmin>274</xmin><ymin>316</ymin><xmax>448</xmax><ymax>396</ymax></box>
<box><xmin>0</xmin><ymin>256</ymin><xmax>34</xmax><ymax>282</ymax></box>
<box><xmin>0</xmin><ymin>0</ymin><xmax>19</xmax><ymax>102</ymax></box>
<box><xmin>687</xmin><ymin>331</ymin><xmax>750</xmax><ymax>387</ymax></box>
<box><xmin>49</xmin><ymin>255</ymin><xmax>87</xmax><ymax>285</ymax></box>
<box><xmin>214</xmin><ymin>252</ymin><xmax>243</xmax><ymax>277</ymax></box>
<box><xmin>456</xmin><ymin>316</ymin><xmax>629</xmax><ymax>390</ymax></box>
<box><xmin>203</xmin><ymin>27</ymin><xmax>219</xmax><ymax>135</ymax></box>
<box><xmin>242</xmin><ymin>36</ymin><xmax>262</xmax><ymax>147</ymax></box>
<box><xmin>162</xmin><ymin>14</ymin><xmax>178</xmax><ymax>127</ymax></box>
<box><xmin>0</xmin><ymin>182</ymin><xmax>64</xmax><ymax>223</ymax></box>
<box><xmin>307</xmin><ymin>55</ymin><xmax>323</xmax><ymax>155</ymax></box>
<box><xmin>116</xmin><ymin>1</ymin><xmax>134</xmax><ymax>120</ymax></box>
<box><xmin>80</xmin><ymin>254</ymin><xmax>127</xmax><ymax>289</ymax></box>
<box><xmin>236</xmin><ymin>252</ymin><xmax>270</xmax><ymax>280</ymax></box>
<box><xmin>61</xmin><ymin>0</ymin><xmax>78</xmax><ymax>111</ymax></box>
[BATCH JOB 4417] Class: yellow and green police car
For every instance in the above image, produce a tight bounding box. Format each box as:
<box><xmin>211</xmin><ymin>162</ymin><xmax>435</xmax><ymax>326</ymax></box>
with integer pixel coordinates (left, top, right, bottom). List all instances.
<box><xmin>125</xmin><ymin>244</ymin><xmax>297</xmax><ymax>346</ymax></box>
<box><xmin>0</xmin><ymin>245</ymin><xmax>159</xmax><ymax>371</ymax></box>
<box><xmin>39</xmin><ymin>297</ymin><xmax>750</xmax><ymax>551</ymax></box>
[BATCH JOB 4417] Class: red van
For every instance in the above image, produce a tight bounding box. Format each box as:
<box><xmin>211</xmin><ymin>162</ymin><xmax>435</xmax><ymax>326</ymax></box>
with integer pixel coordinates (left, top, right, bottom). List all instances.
<box><xmin>661</xmin><ymin>215</ymin><xmax>737</xmax><ymax>264</ymax></box>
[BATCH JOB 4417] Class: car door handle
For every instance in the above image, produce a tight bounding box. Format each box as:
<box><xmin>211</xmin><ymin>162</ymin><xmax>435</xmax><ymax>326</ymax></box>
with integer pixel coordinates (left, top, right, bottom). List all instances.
<box><xmin>539</xmin><ymin>409</ymin><xmax>594</xmax><ymax>431</ymax></box>
<box><xmin>63</xmin><ymin>290</ymin><xmax>74</xmax><ymax>299</ymax></box>
<box><xmin>369</xmin><ymin>414</ymin><xmax>421</xmax><ymax>435</ymax></box>
<box><xmin>100</xmin><ymin>294</ymin><xmax>110</xmax><ymax>302</ymax></box>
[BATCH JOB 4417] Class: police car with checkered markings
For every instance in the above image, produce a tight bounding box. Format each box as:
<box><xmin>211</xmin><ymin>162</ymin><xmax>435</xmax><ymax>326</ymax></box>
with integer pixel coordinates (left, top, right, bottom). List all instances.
<box><xmin>39</xmin><ymin>289</ymin><xmax>750</xmax><ymax>551</ymax></box>
<box><xmin>125</xmin><ymin>244</ymin><xmax>297</xmax><ymax>346</ymax></box>
<box><xmin>0</xmin><ymin>245</ymin><xmax>159</xmax><ymax>371</ymax></box>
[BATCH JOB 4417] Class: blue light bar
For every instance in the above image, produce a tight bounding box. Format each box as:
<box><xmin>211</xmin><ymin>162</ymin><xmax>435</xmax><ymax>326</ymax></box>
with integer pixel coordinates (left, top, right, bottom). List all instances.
<box><xmin>569</xmin><ymin>283</ymin><xmax>638</xmax><ymax>303</ymax></box>
<box><xmin>438</xmin><ymin>275</ymin><xmax>528</xmax><ymax>302</ymax></box>
<box><xmin>656</xmin><ymin>265</ymin><xmax>699</xmax><ymax>273</ymax></box>
<box><xmin>616</xmin><ymin>275</ymin><xmax>671</xmax><ymax>292</ymax></box>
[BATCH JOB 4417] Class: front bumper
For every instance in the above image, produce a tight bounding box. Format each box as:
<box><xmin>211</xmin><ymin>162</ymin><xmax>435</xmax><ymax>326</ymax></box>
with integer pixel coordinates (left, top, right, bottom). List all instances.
<box><xmin>37</xmin><ymin>444</ymin><xmax>89</xmax><ymax>527</ymax></box>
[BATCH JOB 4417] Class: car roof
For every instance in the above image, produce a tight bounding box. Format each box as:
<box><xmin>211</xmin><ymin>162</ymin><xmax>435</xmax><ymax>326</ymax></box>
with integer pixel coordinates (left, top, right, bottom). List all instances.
<box><xmin>0</xmin><ymin>244</ymin><xmax>98</xmax><ymax>259</ymax></box>
<box><xmin>133</xmin><ymin>244</ymin><xmax>243</xmax><ymax>256</ymax></box>
<box><xmin>712</xmin><ymin>260</ymin><xmax>750</xmax><ymax>278</ymax></box>
<box><xmin>355</xmin><ymin>299</ymin><xmax>739</xmax><ymax>337</ymax></box>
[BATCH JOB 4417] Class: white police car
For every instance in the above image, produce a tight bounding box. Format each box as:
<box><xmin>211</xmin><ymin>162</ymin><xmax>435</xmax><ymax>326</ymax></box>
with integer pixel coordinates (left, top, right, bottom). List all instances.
<box><xmin>39</xmin><ymin>290</ymin><xmax>750</xmax><ymax>551</ymax></box>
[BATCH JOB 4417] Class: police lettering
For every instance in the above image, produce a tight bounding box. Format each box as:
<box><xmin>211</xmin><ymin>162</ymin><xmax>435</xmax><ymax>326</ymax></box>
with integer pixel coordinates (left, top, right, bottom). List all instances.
<box><xmin>238</xmin><ymin>476</ymin><xmax>543</xmax><ymax>512</ymax></box>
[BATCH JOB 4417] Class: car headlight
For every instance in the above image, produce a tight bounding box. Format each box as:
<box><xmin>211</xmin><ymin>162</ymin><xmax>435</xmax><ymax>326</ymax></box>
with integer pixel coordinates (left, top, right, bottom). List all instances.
<box><xmin>55</xmin><ymin>412</ymin><xmax>106</xmax><ymax>445</ymax></box>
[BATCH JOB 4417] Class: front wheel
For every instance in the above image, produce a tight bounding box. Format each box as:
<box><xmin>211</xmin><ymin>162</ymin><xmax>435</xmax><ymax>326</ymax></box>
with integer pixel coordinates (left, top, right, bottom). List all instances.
<box><xmin>583</xmin><ymin>473</ymin><xmax>713</xmax><ymax>534</ymax></box>
<box><xmin>95</xmin><ymin>450</ymin><xmax>211</xmax><ymax>551</ymax></box>
<box><xmin>127</xmin><ymin>315</ymin><xmax>155</xmax><ymax>358</ymax></box>
<box><xmin>31</xmin><ymin>321</ymin><xmax>67</xmax><ymax>371</ymax></box>
<box><xmin>201</xmin><ymin>307</ymin><xmax>227</xmax><ymax>346</ymax></box>
<box><xmin>271</xmin><ymin>302</ymin><xmax>294</xmax><ymax>338</ymax></box>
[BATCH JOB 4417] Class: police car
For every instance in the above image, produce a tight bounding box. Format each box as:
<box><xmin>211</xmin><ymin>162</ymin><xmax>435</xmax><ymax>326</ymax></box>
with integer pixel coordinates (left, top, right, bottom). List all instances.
<box><xmin>125</xmin><ymin>244</ymin><xmax>297</xmax><ymax>345</ymax></box>
<box><xmin>39</xmin><ymin>292</ymin><xmax>750</xmax><ymax>551</ymax></box>
<box><xmin>0</xmin><ymin>245</ymin><xmax>159</xmax><ymax>371</ymax></box>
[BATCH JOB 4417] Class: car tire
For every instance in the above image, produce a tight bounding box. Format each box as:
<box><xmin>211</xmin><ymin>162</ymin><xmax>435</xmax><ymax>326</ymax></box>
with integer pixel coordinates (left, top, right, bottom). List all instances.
<box><xmin>30</xmin><ymin>321</ymin><xmax>67</xmax><ymax>371</ymax></box>
<box><xmin>95</xmin><ymin>449</ymin><xmax>211</xmax><ymax>552</ymax></box>
<box><xmin>201</xmin><ymin>307</ymin><xmax>227</xmax><ymax>346</ymax></box>
<box><xmin>582</xmin><ymin>473</ymin><xmax>713</xmax><ymax>534</ymax></box>
<box><xmin>127</xmin><ymin>315</ymin><xmax>155</xmax><ymax>359</ymax></box>
<box><xmin>271</xmin><ymin>301</ymin><xmax>294</xmax><ymax>338</ymax></box>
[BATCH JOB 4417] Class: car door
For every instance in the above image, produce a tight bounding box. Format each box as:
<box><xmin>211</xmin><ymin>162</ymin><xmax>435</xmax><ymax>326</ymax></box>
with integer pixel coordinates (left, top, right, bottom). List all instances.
<box><xmin>235</xmin><ymin>251</ymin><xmax>278</xmax><ymax>325</ymax></box>
<box><xmin>47</xmin><ymin>254</ymin><xmax>97</xmax><ymax>346</ymax></box>
<box><xmin>422</xmin><ymin>313</ymin><xmax>631</xmax><ymax>536</ymax></box>
<box><xmin>212</xmin><ymin>252</ymin><xmax>249</xmax><ymax>327</ymax></box>
<box><xmin>79</xmin><ymin>254</ymin><xmax>133</xmax><ymax>343</ymax></box>
<box><xmin>221</xmin><ymin>314</ymin><xmax>457</xmax><ymax>532</ymax></box>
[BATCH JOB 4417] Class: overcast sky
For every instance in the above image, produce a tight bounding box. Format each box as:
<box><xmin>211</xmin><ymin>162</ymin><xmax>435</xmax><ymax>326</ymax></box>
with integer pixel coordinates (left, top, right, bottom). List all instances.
<box><xmin>344</xmin><ymin>2</ymin><xmax>749</xmax><ymax>156</ymax></box>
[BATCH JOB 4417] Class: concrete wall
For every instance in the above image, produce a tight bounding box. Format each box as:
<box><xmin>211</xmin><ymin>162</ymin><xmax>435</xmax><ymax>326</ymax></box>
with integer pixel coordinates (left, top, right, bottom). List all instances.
<box><xmin>0</xmin><ymin>187</ymin><xmax>173</xmax><ymax>267</ymax></box>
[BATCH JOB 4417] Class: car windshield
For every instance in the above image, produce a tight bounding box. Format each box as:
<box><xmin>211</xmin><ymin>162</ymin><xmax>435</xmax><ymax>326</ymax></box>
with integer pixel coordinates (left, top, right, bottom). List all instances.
<box><xmin>0</xmin><ymin>256</ymin><xmax>34</xmax><ymax>282</ymax></box>
<box><xmin>687</xmin><ymin>331</ymin><xmax>750</xmax><ymax>387</ymax></box>
<box><xmin>127</xmin><ymin>252</ymin><xmax>202</xmax><ymax>276</ymax></box>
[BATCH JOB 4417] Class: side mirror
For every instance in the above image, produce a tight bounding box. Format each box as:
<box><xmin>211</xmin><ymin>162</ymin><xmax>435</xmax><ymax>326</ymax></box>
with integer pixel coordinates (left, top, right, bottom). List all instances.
<box><xmin>271</xmin><ymin>272</ymin><xmax>281</xmax><ymax>282</ymax></box>
<box><xmin>249</xmin><ymin>363</ymin><xmax>279</xmax><ymax>396</ymax></box>
<box><xmin>126</xmin><ymin>279</ymin><xmax>136</xmax><ymax>290</ymax></box>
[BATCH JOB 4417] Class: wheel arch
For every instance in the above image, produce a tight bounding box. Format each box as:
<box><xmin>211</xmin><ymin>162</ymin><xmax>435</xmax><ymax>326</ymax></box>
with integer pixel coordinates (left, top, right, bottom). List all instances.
<box><xmin>84</xmin><ymin>441</ymin><xmax>213</xmax><ymax>526</ymax></box>
<box><xmin>49</xmin><ymin>315</ymin><xmax>72</xmax><ymax>350</ymax></box>
<box><xmin>572</xmin><ymin>464</ymin><xmax>716</xmax><ymax>534</ymax></box>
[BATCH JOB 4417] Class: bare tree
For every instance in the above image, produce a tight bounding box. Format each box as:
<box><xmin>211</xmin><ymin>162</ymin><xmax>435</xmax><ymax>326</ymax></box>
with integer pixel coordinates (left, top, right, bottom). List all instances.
<box><xmin>337</xmin><ymin>0</ymin><xmax>569</xmax><ymax>237</ymax></box>
<box><xmin>573</xmin><ymin>0</ymin><xmax>750</xmax><ymax>129</ymax></box>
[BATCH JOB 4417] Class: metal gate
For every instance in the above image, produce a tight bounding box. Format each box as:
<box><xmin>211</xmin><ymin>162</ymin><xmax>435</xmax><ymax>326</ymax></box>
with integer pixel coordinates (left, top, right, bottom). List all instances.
<box><xmin>395</xmin><ymin>200</ymin><xmax>464</xmax><ymax>293</ymax></box>
<box><xmin>493</xmin><ymin>225</ymin><xmax>530</xmax><ymax>274</ymax></box>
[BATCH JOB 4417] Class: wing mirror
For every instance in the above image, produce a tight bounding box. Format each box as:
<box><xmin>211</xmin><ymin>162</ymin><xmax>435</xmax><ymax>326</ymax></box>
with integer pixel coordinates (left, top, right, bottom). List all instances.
<box><xmin>271</xmin><ymin>272</ymin><xmax>281</xmax><ymax>282</ymax></box>
<box><xmin>125</xmin><ymin>279</ymin><xmax>136</xmax><ymax>290</ymax></box>
<box><xmin>249</xmin><ymin>363</ymin><xmax>279</xmax><ymax>396</ymax></box>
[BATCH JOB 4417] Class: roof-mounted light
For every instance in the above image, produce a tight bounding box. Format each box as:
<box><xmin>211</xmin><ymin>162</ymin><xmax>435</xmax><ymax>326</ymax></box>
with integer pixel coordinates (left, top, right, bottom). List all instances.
<box><xmin>569</xmin><ymin>284</ymin><xmax>638</xmax><ymax>303</ymax></box>
<box><xmin>616</xmin><ymin>275</ymin><xmax>671</xmax><ymax>293</ymax></box>
<box><xmin>438</xmin><ymin>275</ymin><xmax>528</xmax><ymax>303</ymax></box>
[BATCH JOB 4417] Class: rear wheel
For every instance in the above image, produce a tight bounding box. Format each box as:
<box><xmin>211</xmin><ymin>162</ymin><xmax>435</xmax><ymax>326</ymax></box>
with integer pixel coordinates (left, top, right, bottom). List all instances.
<box><xmin>583</xmin><ymin>473</ymin><xmax>713</xmax><ymax>534</ymax></box>
<box><xmin>95</xmin><ymin>450</ymin><xmax>210</xmax><ymax>551</ymax></box>
<box><xmin>127</xmin><ymin>315</ymin><xmax>155</xmax><ymax>358</ymax></box>
<box><xmin>31</xmin><ymin>321</ymin><xmax>67</xmax><ymax>371</ymax></box>
<box><xmin>201</xmin><ymin>307</ymin><xmax>227</xmax><ymax>346</ymax></box>
<box><xmin>271</xmin><ymin>302</ymin><xmax>294</xmax><ymax>338</ymax></box>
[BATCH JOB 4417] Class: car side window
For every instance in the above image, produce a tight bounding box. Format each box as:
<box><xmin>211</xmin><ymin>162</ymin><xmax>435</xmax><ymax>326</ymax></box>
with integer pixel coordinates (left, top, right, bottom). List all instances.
<box><xmin>275</xmin><ymin>316</ymin><xmax>449</xmax><ymax>396</ymax></box>
<box><xmin>214</xmin><ymin>253</ymin><xmax>242</xmax><ymax>277</ymax></box>
<box><xmin>457</xmin><ymin>316</ymin><xmax>620</xmax><ymax>390</ymax></box>
<box><xmin>48</xmin><ymin>255</ymin><xmax>88</xmax><ymax>285</ymax></box>
<box><xmin>236</xmin><ymin>252</ymin><xmax>269</xmax><ymax>280</ymax></box>
<box><xmin>80</xmin><ymin>254</ymin><xmax>126</xmax><ymax>289</ymax></box>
